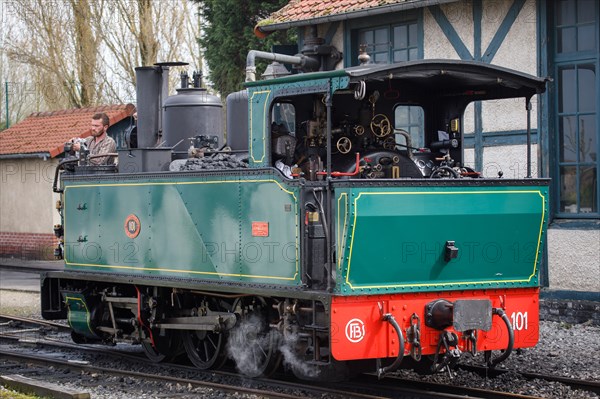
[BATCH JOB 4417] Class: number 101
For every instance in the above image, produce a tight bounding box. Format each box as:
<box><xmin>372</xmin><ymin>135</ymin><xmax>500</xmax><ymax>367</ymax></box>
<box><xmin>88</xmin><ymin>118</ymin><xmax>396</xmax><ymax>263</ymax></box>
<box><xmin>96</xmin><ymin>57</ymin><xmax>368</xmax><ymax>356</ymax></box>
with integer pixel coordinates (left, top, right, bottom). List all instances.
<box><xmin>510</xmin><ymin>311</ymin><xmax>528</xmax><ymax>331</ymax></box>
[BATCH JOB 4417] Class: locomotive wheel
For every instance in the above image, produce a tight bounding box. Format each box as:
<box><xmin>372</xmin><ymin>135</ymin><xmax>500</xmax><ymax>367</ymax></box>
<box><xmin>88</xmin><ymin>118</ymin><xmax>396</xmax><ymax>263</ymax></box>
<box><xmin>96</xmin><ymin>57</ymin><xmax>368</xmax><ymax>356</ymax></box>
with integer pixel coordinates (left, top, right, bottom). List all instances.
<box><xmin>142</xmin><ymin>340</ymin><xmax>167</xmax><ymax>362</ymax></box>
<box><xmin>142</xmin><ymin>330</ymin><xmax>184</xmax><ymax>363</ymax></box>
<box><xmin>182</xmin><ymin>329</ymin><xmax>227</xmax><ymax>370</ymax></box>
<box><xmin>229</xmin><ymin>296</ymin><xmax>282</xmax><ymax>378</ymax></box>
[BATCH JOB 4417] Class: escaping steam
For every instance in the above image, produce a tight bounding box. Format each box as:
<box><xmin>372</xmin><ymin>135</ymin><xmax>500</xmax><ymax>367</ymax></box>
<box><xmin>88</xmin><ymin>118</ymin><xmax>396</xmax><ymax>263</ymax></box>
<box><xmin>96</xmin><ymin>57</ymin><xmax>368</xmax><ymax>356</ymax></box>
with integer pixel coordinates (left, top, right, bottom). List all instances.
<box><xmin>226</xmin><ymin>313</ymin><xmax>320</xmax><ymax>379</ymax></box>
<box><xmin>226</xmin><ymin>314</ymin><xmax>274</xmax><ymax>377</ymax></box>
<box><xmin>278</xmin><ymin>330</ymin><xmax>320</xmax><ymax>379</ymax></box>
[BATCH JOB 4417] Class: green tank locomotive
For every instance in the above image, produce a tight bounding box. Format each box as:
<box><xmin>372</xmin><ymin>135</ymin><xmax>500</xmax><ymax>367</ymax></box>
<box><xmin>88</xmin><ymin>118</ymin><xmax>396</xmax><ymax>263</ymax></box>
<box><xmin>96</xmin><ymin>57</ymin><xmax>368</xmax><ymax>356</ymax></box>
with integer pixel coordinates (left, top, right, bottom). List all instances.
<box><xmin>42</xmin><ymin>57</ymin><xmax>549</xmax><ymax>380</ymax></box>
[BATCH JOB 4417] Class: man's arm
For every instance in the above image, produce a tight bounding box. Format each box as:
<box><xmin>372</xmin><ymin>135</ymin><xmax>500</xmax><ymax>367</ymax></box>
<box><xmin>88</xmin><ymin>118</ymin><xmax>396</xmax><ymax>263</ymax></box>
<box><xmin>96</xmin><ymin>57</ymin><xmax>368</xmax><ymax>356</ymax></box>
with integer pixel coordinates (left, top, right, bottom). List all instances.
<box><xmin>88</xmin><ymin>137</ymin><xmax>117</xmax><ymax>166</ymax></box>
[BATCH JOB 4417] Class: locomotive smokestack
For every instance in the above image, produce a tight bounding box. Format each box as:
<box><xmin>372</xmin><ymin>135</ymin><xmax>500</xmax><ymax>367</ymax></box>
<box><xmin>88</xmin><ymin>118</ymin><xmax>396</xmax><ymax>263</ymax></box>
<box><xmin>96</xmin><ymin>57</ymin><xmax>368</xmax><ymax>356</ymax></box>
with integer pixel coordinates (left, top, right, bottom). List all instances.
<box><xmin>135</xmin><ymin>66</ymin><xmax>169</xmax><ymax>148</ymax></box>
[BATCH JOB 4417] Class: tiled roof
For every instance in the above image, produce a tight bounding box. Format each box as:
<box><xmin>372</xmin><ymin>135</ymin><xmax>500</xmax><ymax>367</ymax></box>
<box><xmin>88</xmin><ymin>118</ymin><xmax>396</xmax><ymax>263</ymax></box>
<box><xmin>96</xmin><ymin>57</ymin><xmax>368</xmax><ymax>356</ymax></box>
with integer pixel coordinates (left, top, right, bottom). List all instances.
<box><xmin>0</xmin><ymin>104</ymin><xmax>135</xmax><ymax>158</ymax></box>
<box><xmin>262</xmin><ymin>0</ymin><xmax>411</xmax><ymax>25</ymax></box>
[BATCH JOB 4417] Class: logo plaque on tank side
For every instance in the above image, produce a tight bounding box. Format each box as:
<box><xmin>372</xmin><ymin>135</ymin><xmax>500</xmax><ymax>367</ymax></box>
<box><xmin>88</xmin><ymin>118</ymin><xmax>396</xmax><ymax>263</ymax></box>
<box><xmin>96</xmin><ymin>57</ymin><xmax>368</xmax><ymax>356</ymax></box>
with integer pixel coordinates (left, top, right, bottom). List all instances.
<box><xmin>345</xmin><ymin>318</ymin><xmax>365</xmax><ymax>343</ymax></box>
<box><xmin>124</xmin><ymin>214</ymin><xmax>141</xmax><ymax>239</ymax></box>
<box><xmin>251</xmin><ymin>221</ymin><xmax>269</xmax><ymax>237</ymax></box>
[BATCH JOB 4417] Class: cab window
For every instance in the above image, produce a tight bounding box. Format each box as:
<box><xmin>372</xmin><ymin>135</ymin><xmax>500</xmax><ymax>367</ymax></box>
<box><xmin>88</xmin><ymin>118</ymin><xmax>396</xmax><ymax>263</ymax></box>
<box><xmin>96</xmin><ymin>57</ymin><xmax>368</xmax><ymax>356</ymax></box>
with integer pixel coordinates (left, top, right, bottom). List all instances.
<box><xmin>272</xmin><ymin>102</ymin><xmax>296</xmax><ymax>136</ymax></box>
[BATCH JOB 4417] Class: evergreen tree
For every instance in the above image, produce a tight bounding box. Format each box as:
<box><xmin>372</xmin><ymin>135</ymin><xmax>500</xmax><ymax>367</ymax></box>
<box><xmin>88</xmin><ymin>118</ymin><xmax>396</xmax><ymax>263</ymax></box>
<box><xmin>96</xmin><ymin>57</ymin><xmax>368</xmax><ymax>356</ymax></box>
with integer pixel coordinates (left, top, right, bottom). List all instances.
<box><xmin>194</xmin><ymin>0</ymin><xmax>295</xmax><ymax>97</ymax></box>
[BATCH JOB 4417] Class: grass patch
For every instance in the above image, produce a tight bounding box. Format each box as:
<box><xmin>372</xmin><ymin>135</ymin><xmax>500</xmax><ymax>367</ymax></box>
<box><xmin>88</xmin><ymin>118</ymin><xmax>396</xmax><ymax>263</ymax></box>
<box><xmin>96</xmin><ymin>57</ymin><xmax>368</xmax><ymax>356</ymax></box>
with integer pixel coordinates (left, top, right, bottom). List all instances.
<box><xmin>0</xmin><ymin>386</ymin><xmax>45</xmax><ymax>399</ymax></box>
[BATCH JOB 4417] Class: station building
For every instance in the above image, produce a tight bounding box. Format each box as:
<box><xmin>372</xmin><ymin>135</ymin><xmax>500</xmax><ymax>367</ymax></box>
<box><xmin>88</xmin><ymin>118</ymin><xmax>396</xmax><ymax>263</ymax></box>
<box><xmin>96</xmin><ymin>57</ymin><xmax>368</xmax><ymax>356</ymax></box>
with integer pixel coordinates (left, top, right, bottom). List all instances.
<box><xmin>256</xmin><ymin>0</ymin><xmax>599</xmax><ymax>301</ymax></box>
<box><xmin>0</xmin><ymin>104</ymin><xmax>135</xmax><ymax>260</ymax></box>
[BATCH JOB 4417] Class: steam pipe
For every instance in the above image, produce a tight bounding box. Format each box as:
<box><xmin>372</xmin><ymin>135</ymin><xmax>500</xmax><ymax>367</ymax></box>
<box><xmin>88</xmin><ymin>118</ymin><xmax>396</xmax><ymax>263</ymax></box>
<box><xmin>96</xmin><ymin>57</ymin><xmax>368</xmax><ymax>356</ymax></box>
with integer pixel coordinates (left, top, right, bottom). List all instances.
<box><xmin>488</xmin><ymin>308</ymin><xmax>514</xmax><ymax>368</ymax></box>
<box><xmin>377</xmin><ymin>313</ymin><xmax>405</xmax><ymax>378</ymax></box>
<box><xmin>316</xmin><ymin>153</ymin><xmax>360</xmax><ymax>176</ymax></box>
<box><xmin>245</xmin><ymin>50</ymin><xmax>319</xmax><ymax>82</ymax></box>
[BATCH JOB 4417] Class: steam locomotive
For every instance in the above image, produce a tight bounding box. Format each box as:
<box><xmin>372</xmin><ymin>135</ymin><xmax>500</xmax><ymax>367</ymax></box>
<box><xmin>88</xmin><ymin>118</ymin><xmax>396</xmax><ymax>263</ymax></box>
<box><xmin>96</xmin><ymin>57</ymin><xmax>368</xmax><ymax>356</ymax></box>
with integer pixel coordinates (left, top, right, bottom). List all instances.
<box><xmin>42</xmin><ymin>48</ymin><xmax>549</xmax><ymax>380</ymax></box>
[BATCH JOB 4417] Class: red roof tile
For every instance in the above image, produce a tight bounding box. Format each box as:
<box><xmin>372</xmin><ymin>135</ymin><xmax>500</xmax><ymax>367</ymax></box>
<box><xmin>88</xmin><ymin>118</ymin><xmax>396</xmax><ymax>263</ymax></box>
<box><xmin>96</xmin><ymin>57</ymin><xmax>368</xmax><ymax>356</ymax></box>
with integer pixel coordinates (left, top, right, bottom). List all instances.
<box><xmin>0</xmin><ymin>104</ymin><xmax>135</xmax><ymax>158</ymax></box>
<box><xmin>262</xmin><ymin>0</ymin><xmax>411</xmax><ymax>25</ymax></box>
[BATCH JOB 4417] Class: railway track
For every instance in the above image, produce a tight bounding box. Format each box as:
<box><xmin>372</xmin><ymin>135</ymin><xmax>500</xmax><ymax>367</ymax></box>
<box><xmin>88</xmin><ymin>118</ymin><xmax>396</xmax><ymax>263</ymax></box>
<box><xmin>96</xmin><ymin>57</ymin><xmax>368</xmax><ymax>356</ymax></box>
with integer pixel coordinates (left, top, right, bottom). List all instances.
<box><xmin>0</xmin><ymin>346</ymin><xmax>551</xmax><ymax>399</ymax></box>
<box><xmin>0</xmin><ymin>346</ymin><xmax>542</xmax><ymax>398</ymax></box>
<box><xmin>0</xmin><ymin>336</ymin><xmax>433</xmax><ymax>398</ymax></box>
<box><xmin>331</xmin><ymin>373</ymin><xmax>549</xmax><ymax>399</ymax></box>
<box><xmin>1</xmin><ymin>314</ymin><xmax>596</xmax><ymax>398</ymax></box>
<box><xmin>0</xmin><ymin>318</ymin><xmax>362</xmax><ymax>398</ymax></box>
<box><xmin>0</xmin><ymin>350</ymin><xmax>307</xmax><ymax>399</ymax></box>
<box><xmin>0</xmin><ymin>313</ymin><xmax>71</xmax><ymax>332</ymax></box>
<box><xmin>459</xmin><ymin>364</ymin><xmax>600</xmax><ymax>396</ymax></box>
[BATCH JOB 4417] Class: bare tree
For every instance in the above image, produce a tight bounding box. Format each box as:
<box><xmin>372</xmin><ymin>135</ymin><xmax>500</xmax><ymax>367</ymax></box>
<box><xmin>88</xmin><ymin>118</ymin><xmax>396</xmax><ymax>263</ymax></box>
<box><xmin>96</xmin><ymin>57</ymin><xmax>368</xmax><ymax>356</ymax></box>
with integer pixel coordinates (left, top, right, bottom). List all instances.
<box><xmin>95</xmin><ymin>0</ymin><xmax>202</xmax><ymax>91</ymax></box>
<box><xmin>5</xmin><ymin>1</ymin><xmax>74</xmax><ymax>109</ymax></box>
<box><xmin>138</xmin><ymin>0</ymin><xmax>159</xmax><ymax>66</ymax></box>
<box><xmin>70</xmin><ymin>0</ymin><xmax>101</xmax><ymax>106</ymax></box>
<box><xmin>2</xmin><ymin>0</ymin><xmax>202</xmax><ymax>116</ymax></box>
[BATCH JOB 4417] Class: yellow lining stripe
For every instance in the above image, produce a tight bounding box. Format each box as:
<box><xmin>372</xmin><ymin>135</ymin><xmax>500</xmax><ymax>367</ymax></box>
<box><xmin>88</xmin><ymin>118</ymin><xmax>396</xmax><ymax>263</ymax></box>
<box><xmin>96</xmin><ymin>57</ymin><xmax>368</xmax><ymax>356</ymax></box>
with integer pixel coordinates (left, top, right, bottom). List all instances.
<box><xmin>64</xmin><ymin>262</ymin><xmax>298</xmax><ymax>280</ymax></box>
<box><xmin>344</xmin><ymin>190</ymin><xmax>547</xmax><ymax>290</ymax></box>
<box><xmin>64</xmin><ymin>178</ymin><xmax>299</xmax><ymax>281</ymax></box>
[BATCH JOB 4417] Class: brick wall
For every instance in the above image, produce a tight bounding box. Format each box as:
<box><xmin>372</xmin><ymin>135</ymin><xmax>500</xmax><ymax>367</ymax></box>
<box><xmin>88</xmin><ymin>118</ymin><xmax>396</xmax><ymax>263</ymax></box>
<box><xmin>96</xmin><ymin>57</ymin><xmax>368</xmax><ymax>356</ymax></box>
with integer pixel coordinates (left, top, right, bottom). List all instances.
<box><xmin>0</xmin><ymin>231</ymin><xmax>57</xmax><ymax>260</ymax></box>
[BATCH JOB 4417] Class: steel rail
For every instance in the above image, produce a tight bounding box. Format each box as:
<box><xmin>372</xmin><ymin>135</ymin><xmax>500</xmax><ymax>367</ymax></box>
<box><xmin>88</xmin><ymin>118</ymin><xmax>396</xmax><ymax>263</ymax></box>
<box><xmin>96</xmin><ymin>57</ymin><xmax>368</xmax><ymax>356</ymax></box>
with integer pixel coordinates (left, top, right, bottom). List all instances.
<box><xmin>3</xmin><ymin>315</ymin><xmax>589</xmax><ymax>398</ymax></box>
<box><xmin>0</xmin><ymin>349</ymin><xmax>310</xmax><ymax>399</ymax></box>
<box><xmin>0</xmin><ymin>314</ymin><xmax>70</xmax><ymax>332</ymax></box>
<box><xmin>340</xmin><ymin>373</ymin><xmax>547</xmax><ymax>399</ymax></box>
<box><xmin>0</xmin><ymin>337</ymin><xmax>382</xmax><ymax>399</ymax></box>
<box><xmin>1</xmin><ymin>331</ymin><xmax>529</xmax><ymax>399</ymax></box>
<box><xmin>459</xmin><ymin>364</ymin><xmax>600</xmax><ymax>395</ymax></box>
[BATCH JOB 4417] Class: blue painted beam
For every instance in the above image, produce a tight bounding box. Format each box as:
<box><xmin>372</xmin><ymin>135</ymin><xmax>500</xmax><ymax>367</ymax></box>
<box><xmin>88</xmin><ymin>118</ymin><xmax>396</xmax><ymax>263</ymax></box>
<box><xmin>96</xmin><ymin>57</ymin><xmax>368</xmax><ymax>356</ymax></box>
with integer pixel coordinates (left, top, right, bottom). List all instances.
<box><xmin>427</xmin><ymin>5</ymin><xmax>473</xmax><ymax>60</ymax></box>
<box><xmin>473</xmin><ymin>0</ymin><xmax>482</xmax><ymax>60</ymax></box>
<box><xmin>324</xmin><ymin>21</ymin><xmax>340</xmax><ymax>45</ymax></box>
<box><xmin>482</xmin><ymin>0</ymin><xmax>527</xmax><ymax>63</ymax></box>
<box><xmin>463</xmin><ymin>129</ymin><xmax>539</xmax><ymax>148</ymax></box>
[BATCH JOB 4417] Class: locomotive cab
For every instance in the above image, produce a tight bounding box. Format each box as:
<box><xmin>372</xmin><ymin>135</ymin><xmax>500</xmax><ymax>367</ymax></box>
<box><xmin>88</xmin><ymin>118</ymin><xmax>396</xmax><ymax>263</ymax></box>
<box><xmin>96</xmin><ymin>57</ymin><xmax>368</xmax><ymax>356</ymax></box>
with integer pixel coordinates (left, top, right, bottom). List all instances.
<box><xmin>253</xmin><ymin>61</ymin><xmax>541</xmax><ymax>182</ymax></box>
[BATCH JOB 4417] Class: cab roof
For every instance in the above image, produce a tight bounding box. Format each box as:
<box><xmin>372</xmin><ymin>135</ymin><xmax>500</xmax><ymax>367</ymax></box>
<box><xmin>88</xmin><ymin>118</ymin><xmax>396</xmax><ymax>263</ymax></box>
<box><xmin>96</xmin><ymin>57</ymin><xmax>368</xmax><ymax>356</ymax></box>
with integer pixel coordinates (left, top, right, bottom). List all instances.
<box><xmin>246</xmin><ymin>59</ymin><xmax>549</xmax><ymax>101</ymax></box>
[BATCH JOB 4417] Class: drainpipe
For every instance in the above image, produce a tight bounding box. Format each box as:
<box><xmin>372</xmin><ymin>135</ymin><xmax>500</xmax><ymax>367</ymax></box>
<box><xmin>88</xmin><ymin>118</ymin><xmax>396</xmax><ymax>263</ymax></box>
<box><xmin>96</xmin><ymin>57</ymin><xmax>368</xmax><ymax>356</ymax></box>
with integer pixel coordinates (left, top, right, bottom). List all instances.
<box><xmin>4</xmin><ymin>81</ymin><xmax>9</xmax><ymax>128</ymax></box>
<box><xmin>245</xmin><ymin>50</ymin><xmax>319</xmax><ymax>82</ymax></box>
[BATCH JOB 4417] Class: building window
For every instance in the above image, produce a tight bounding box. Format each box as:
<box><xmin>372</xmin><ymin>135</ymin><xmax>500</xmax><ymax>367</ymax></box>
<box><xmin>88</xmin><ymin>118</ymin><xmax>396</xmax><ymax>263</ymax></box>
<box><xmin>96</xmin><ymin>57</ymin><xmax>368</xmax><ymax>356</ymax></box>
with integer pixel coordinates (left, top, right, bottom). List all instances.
<box><xmin>552</xmin><ymin>0</ymin><xmax>599</xmax><ymax>217</ymax></box>
<box><xmin>394</xmin><ymin>105</ymin><xmax>424</xmax><ymax>149</ymax></box>
<box><xmin>357</xmin><ymin>21</ymin><xmax>418</xmax><ymax>64</ymax></box>
<box><xmin>346</xmin><ymin>10</ymin><xmax>422</xmax><ymax>67</ymax></box>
